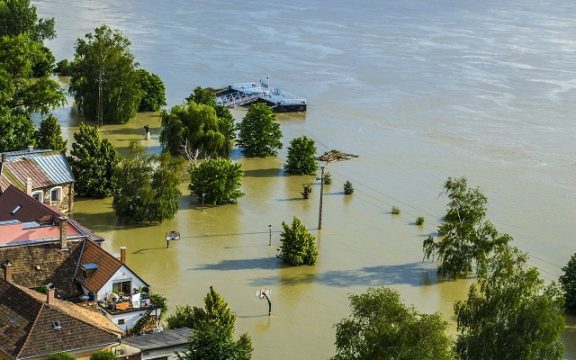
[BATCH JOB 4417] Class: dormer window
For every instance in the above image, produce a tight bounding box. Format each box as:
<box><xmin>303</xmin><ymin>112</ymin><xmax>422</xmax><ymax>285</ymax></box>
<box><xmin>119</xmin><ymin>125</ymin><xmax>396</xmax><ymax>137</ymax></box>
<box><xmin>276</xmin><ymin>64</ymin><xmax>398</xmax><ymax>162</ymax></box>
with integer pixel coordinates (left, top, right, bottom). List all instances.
<box><xmin>51</xmin><ymin>321</ymin><xmax>62</xmax><ymax>330</ymax></box>
<box><xmin>31</xmin><ymin>191</ymin><xmax>43</xmax><ymax>203</ymax></box>
<box><xmin>81</xmin><ymin>263</ymin><xmax>98</xmax><ymax>278</ymax></box>
<box><xmin>10</xmin><ymin>205</ymin><xmax>21</xmax><ymax>215</ymax></box>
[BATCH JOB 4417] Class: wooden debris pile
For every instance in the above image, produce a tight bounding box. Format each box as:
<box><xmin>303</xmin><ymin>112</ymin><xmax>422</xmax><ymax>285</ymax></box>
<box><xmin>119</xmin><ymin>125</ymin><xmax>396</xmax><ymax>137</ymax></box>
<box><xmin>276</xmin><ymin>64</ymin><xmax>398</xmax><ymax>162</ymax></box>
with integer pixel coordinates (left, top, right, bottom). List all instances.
<box><xmin>317</xmin><ymin>149</ymin><xmax>359</xmax><ymax>163</ymax></box>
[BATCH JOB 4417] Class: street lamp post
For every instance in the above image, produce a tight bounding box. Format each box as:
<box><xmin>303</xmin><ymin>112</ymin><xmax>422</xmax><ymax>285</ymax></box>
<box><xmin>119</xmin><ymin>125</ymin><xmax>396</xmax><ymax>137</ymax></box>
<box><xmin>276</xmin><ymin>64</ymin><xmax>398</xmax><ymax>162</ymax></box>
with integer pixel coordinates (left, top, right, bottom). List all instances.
<box><xmin>318</xmin><ymin>165</ymin><xmax>325</xmax><ymax>230</ymax></box>
<box><xmin>268</xmin><ymin>225</ymin><xmax>272</xmax><ymax>246</ymax></box>
<box><xmin>201</xmin><ymin>193</ymin><xmax>206</xmax><ymax>212</ymax></box>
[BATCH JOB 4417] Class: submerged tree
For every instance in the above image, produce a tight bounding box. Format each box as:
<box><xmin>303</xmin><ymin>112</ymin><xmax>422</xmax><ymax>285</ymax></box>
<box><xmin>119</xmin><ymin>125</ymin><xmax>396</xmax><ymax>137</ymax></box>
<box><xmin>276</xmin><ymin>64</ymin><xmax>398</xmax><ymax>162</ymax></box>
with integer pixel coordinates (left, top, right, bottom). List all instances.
<box><xmin>175</xmin><ymin>287</ymin><xmax>253</xmax><ymax>360</ymax></box>
<box><xmin>277</xmin><ymin>217</ymin><xmax>318</xmax><ymax>266</ymax></box>
<box><xmin>136</xmin><ymin>69</ymin><xmax>166</xmax><ymax>112</ymax></box>
<box><xmin>69</xmin><ymin>123</ymin><xmax>119</xmax><ymax>198</ymax></box>
<box><xmin>423</xmin><ymin>177</ymin><xmax>511</xmax><ymax>279</ymax></box>
<box><xmin>455</xmin><ymin>246</ymin><xmax>565</xmax><ymax>360</ymax></box>
<box><xmin>236</xmin><ymin>102</ymin><xmax>282</xmax><ymax>157</ymax></box>
<box><xmin>284</xmin><ymin>136</ymin><xmax>317</xmax><ymax>175</ymax></box>
<box><xmin>188</xmin><ymin>158</ymin><xmax>244</xmax><ymax>205</ymax></box>
<box><xmin>70</xmin><ymin>25</ymin><xmax>140</xmax><ymax>124</ymax></box>
<box><xmin>36</xmin><ymin>114</ymin><xmax>67</xmax><ymax>152</ymax></box>
<box><xmin>333</xmin><ymin>287</ymin><xmax>454</xmax><ymax>360</ymax></box>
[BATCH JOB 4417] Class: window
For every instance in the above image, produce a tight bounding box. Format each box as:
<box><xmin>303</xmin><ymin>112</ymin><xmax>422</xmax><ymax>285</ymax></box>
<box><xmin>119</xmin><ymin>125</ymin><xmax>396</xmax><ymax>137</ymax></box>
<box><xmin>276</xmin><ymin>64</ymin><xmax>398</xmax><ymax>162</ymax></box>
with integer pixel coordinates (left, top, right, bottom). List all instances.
<box><xmin>31</xmin><ymin>191</ymin><xmax>43</xmax><ymax>203</ymax></box>
<box><xmin>112</xmin><ymin>280</ymin><xmax>131</xmax><ymax>296</ymax></box>
<box><xmin>51</xmin><ymin>187</ymin><xmax>62</xmax><ymax>202</ymax></box>
<box><xmin>118</xmin><ymin>318</ymin><xmax>125</xmax><ymax>325</ymax></box>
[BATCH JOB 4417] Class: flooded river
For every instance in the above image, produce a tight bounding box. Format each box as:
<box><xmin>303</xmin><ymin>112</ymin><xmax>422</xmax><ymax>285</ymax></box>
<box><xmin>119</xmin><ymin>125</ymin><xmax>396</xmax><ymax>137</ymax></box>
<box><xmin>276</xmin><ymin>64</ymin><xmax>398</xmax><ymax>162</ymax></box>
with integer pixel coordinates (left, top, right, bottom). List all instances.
<box><xmin>36</xmin><ymin>0</ymin><xmax>576</xmax><ymax>358</ymax></box>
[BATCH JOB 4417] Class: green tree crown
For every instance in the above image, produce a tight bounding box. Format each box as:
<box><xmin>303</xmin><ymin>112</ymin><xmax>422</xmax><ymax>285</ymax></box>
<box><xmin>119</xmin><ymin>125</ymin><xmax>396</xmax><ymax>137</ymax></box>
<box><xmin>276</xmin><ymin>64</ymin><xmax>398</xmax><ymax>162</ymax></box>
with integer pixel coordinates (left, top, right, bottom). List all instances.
<box><xmin>560</xmin><ymin>253</ymin><xmax>576</xmax><ymax>314</ymax></box>
<box><xmin>188</xmin><ymin>158</ymin><xmax>244</xmax><ymax>205</ymax></box>
<box><xmin>136</xmin><ymin>69</ymin><xmax>166</xmax><ymax>112</ymax></box>
<box><xmin>284</xmin><ymin>136</ymin><xmax>318</xmax><ymax>175</ymax></box>
<box><xmin>236</xmin><ymin>102</ymin><xmax>282</xmax><ymax>157</ymax></box>
<box><xmin>36</xmin><ymin>114</ymin><xmax>67</xmax><ymax>152</ymax></box>
<box><xmin>277</xmin><ymin>217</ymin><xmax>318</xmax><ymax>266</ymax></box>
<box><xmin>89</xmin><ymin>351</ymin><xmax>117</xmax><ymax>360</ymax></box>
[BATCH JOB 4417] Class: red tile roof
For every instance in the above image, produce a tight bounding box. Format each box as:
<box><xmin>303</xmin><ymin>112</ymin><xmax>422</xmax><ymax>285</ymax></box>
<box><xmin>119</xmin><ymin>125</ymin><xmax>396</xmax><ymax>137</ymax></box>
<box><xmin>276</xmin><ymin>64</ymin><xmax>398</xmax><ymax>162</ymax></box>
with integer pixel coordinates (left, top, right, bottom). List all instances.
<box><xmin>78</xmin><ymin>240</ymin><xmax>124</xmax><ymax>295</ymax></box>
<box><xmin>0</xmin><ymin>280</ymin><xmax>119</xmax><ymax>359</ymax></box>
<box><xmin>0</xmin><ymin>222</ymin><xmax>81</xmax><ymax>246</ymax></box>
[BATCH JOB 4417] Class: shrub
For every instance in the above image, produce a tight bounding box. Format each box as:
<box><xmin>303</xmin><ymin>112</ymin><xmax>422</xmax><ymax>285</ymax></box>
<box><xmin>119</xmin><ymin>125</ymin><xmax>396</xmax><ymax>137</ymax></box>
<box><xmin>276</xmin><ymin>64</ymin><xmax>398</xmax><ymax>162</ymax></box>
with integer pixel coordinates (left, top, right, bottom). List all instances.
<box><xmin>391</xmin><ymin>206</ymin><xmax>400</xmax><ymax>215</ymax></box>
<box><xmin>47</xmin><ymin>353</ymin><xmax>76</xmax><ymax>360</ymax></box>
<box><xmin>278</xmin><ymin>217</ymin><xmax>318</xmax><ymax>266</ymax></box>
<box><xmin>323</xmin><ymin>172</ymin><xmax>332</xmax><ymax>185</ymax></box>
<box><xmin>343</xmin><ymin>181</ymin><xmax>354</xmax><ymax>195</ymax></box>
<box><xmin>416</xmin><ymin>216</ymin><xmax>425</xmax><ymax>226</ymax></box>
<box><xmin>89</xmin><ymin>351</ymin><xmax>117</xmax><ymax>360</ymax></box>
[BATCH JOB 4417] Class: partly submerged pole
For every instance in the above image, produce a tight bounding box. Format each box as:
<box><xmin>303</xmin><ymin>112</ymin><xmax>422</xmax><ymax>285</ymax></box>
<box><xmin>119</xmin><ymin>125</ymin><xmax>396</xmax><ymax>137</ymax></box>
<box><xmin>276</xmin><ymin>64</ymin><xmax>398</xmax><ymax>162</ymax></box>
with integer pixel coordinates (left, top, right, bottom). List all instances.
<box><xmin>318</xmin><ymin>165</ymin><xmax>325</xmax><ymax>230</ymax></box>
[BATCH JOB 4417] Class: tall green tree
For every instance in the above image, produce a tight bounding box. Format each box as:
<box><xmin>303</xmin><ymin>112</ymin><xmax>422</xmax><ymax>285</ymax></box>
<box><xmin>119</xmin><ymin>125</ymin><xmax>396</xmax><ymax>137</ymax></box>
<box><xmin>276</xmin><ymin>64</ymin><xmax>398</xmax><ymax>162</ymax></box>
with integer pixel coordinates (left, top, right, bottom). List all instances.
<box><xmin>36</xmin><ymin>114</ymin><xmax>67</xmax><ymax>152</ymax></box>
<box><xmin>277</xmin><ymin>217</ymin><xmax>318</xmax><ymax>266</ymax></box>
<box><xmin>186</xmin><ymin>87</ymin><xmax>236</xmax><ymax>154</ymax></box>
<box><xmin>188</xmin><ymin>158</ymin><xmax>244</xmax><ymax>205</ymax></box>
<box><xmin>560</xmin><ymin>253</ymin><xmax>576</xmax><ymax>314</ymax></box>
<box><xmin>455</xmin><ymin>246</ymin><xmax>565</xmax><ymax>360</ymax></box>
<box><xmin>70</xmin><ymin>25</ymin><xmax>140</xmax><ymax>124</ymax></box>
<box><xmin>284</xmin><ymin>136</ymin><xmax>318</xmax><ymax>175</ymax></box>
<box><xmin>161</xmin><ymin>101</ymin><xmax>230</xmax><ymax>157</ymax></box>
<box><xmin>0</xmin><ymin>107</ymin><xmax>35</xmax><ymax>152</ymax></box>
<box><xmin>0</xmin><ymin>33</ymin><xmax>65</xmax><ymax>113</ymax></box>
<box><xmin>136</xmin><ymin>69</ymin><xmax>166</xmax><ymax>112</ymax></box>
<box><xmin>175</xmin><ymin>287</ymin><xmax>253</xmax><ymax>360</ymax></box>
<box><xmin>423</xmin><ymin>177</ymin><xmax>511</xmax><ymax>279</ymax></box>
<box><xmin>236</xmin><ymin>102</ymin><xmax>282</xmax><ymax>157</ymax></box>
<box><xmin>333</xmin><ymin>287</ymin><xmax>454</xmax><ymax>360</ymax></box>
<box><xmin>113</xmin><ymin>150</ymin><xmax>180</xmax><ymax>224</ymax></box>
<box><xmin>0</xmin><ymin>0</ymin><xmax>55</xmax><ymax>41</ymax></box>
<box><xmin>69</xmin><ymin>123</ymin><xmax>119</xmax><ymax>198</ymax></box>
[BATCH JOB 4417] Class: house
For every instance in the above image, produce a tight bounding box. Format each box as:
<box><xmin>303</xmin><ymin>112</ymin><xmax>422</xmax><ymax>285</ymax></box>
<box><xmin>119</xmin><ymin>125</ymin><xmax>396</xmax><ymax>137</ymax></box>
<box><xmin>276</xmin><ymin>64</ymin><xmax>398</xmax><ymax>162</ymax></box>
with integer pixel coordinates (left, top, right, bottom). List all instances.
<box><xmin>0</xmin><ymin>148</ymin><xmax>75</xmax><ymax>214</ymax></box>
<box><xmin>119</xmin><ymin>328</ymin><xmax>191</xmax><ymax>360</ymax></box>
<box><xmin>0</xmin><ymin>187</ymin><xmax>161</xmax><ymax>333</ymax></box>
<box><xmin>0</xmin><ymin>278</ymin><xmax>120</xmax><ymax>360</ymax></box>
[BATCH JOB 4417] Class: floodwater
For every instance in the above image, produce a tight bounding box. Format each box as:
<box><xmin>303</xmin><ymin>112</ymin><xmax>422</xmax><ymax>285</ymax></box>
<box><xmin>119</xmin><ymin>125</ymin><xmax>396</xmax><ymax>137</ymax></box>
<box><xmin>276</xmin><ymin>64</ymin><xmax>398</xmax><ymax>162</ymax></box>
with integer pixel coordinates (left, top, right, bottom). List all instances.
<box><xmin>36</xmin><ymin>0</ymin><xmax>576</xmax><ymax>358</ymax></box>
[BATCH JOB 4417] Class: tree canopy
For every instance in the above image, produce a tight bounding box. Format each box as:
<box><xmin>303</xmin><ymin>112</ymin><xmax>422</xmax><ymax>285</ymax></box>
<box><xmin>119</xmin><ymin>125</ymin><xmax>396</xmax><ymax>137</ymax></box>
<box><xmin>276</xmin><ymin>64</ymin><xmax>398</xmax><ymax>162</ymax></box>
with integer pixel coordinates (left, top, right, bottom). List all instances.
<box><xmin>236</xmin><ymin>102</ymin><xmax>282</xmax><ymax>157</ymax></box>
<box><xmin>0</xmin><ymin>0</ymin><xmax>55</xmax><ymax>41</ymax></box>
<box><xmin>69</xmin><ymin>123</ymin><xmax>119</xmax><ymax>198</ymax></box>
<box><xmin>284</xmin><ymin>136</ymin><xmax>318</xmax><ymax>175</ymax></box>
<box><xmin>36</xmin><ymin>114</ymin><xmax>67</xmax><ymax>152</ymax></box>
<box><xmin>113</xmin><ymin>150</ymin><xmax>181</xmax><ymax>224</ymax></box>
<box><xmin>173</xmin><ymin>287</ymin><xmax>253</xmax><ymax>360</ymax></box>
<box><xmin>277</xmin><ymin>217</ymin><xmax>318</xmax><ymax>266</ymax></box>
<box><xmin>136</xmin><ymin>69</ymin><xmax>166</xmax><ymax>112</ymax></box>
<box><xmin>423</xmin><ymin>177</ymin><xmax>511</xmax><ymax>279</ymax></box>
<box><xmin>89</xmin><ymin>351</ymin><xmax>117</xmax><ymax>360</ymax></box>
<box><xmin>333</xmin><ymin>287</ymin><xmax>454</xmax><ymax>360</ymax></box>
<box><xmin>70</xmin><ymin>25</ymin><xmax>140</xmax><ymax>124</ymax></box>
<box><xmin>455</xmin><ymin>246</ymin><xmax>565</xmax><ymax>360</ymax></box>
<box><xmin>0</xmin><ymin>107</ymin><xmax>35</xmax><ymax>152</ymax></box>
<box><xmin>188</xmin><ymin>158</ymin><xmax>244</xmax><ymax>205</ymax></box>
<box><xmin>560</xmin><ymin>252</ymin><xmax>576</xmax><ymax>314</ymax></box>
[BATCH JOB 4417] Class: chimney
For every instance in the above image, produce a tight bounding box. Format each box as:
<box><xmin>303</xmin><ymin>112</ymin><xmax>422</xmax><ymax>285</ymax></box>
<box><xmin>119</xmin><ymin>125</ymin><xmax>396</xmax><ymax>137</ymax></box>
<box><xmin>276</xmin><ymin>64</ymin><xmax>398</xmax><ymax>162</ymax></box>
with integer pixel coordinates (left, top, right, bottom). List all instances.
<box><xmin>28</xmin><ymin>145</ymin><xmax>33</xmax><ymax>152</ymax></box>
<box><xmin>47</xmin><ymin>284</ymin><xmax>55</xmax><ymax>304</ymax></box>
<box><xmin>2</xmin><ymin>260</ymin><xmax>13</xmax><ymax>283</ymax></box>
<box><xmin>120</xmin><ymin>246</ymin><xmax>126</xmax><ymax>264</ymax></box>
<box><xmin>25</xmin><ymin>177</ymin><xmax>33</xmax><ymax>195</ymax></box>
<box><xmin>59</xmin><ymin>216</ymin><xmax>68</xmax><ymax>250</ymax></box>
<box><xmin>1</xmin><ymin>153</ymin><xmax>6</xmax><ymax>162</ymax></box>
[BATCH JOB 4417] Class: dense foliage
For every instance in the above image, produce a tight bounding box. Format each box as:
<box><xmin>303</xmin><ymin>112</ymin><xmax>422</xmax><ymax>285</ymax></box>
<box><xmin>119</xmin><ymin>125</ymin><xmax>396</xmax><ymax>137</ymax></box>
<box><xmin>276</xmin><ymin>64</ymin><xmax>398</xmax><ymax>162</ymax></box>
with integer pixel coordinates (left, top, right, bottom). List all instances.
<box><xmin>36</xmin><ymin>114</ymin><xmax>66</xmax><ymax>152</ymax></box>
<box><xmin>284</xmin><ymin>136</ymin><xmax>317</xmax><ymax>175</ymax></box>
<box><xmin>113</xmin><ymin>151</ymin><xmax>181</xmax><ymax>224</ymax></box>
<box><xmin>161</xmin><ymin>101</ymin><xmax>231</xmax><ymax>157</ymax></box>
<box><xmin>236</xmin><ymin>102</ymin><xmax>282</xmax><ymax>157</ymax></box>
<box><xmin>455</xmin><ymin>246</ymin><xmax>565</xmax><ymax>359</ymax></box>
<box><xmin>54</xmin><ymin>59</ymin><xmax>73</xmax><ymax>76</ymax></box>
<box><xmin>277</xmin><ymin>217</ymin><xmax>318</xmax><ymax>266</ymax></box>
<box><xmin>560</xmin><ymin>253</ymin><xmax>576</xmax><ymax>314</ymax></box>
<box><xmin>136</xmin><ymin>69</ymin><xmax>166</xmax><ymax>111</ymax></box>
<box><xmin>0</xmin><ymin>0</ymin><xmax>55</xmax><ymax>42</ymax></box>
<box><xmin>333</xmin><ymin>287</ymin><xmax>454</xmax><ymax>360</ymax></box>
<box><xmin>70</xmin><ymin>25</ymin><xmax>140</xmax><ymax>124</ymax></box>
<box><xmin>46</xmin><ymin>353</ymin><xmax>75</xmax><ymax>360</ymax></box>
<box><xmin>188</xmin><ymin>158</ymin><xmax>244</xmax><ymax>205</ymax></box>
<box><xmin>173</xmin><ymin>287</ymin><xmax>253</xmax><ymax>360</ymax></box>
<box><xmin>423</xmin><ymin>177</ymin><xmax>511</xmax><ymax>279</ymax></box>
<box><xmin>343</xmin><ymin>181</ymin><xmax>354</xmax><ymax>195</ymax></box>
<box><xmin>0</xmin><ymin>108</ymin><xmax>35</xmax><ymax>152</ymax></box>
<box><xmin>69</xmin><ymin>123</ymin><xmax>119</xmax><ymax>198</ymax></box>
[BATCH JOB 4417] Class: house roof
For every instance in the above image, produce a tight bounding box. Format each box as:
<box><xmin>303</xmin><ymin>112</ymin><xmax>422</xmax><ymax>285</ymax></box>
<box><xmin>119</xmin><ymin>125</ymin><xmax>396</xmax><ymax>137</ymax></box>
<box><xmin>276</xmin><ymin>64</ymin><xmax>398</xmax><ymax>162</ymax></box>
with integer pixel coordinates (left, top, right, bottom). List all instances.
<box><xmin>0</xmin><ymin>241</ymin><xmax>84</xmax><ymax>299</ymax></box>
<box><xmin>0</xmin><ymin>280</ymin><xmax>119</xmax><ymax>359</ymax></box>
<box><xmin>0</xmin><ymin>185</ymin><xmax>103</xmax><ymax>243</ymax></box>
<box><xmin>77</xmin><ymin>240</ymin><xmax>123</xmax><ymax>295</ymax></box>
<box><xmin>122</xmin><ymin>327</ymin><xmax>191</xmax><ymax>350</ymax></box>
<box><xmin>0</xmin><ymin>221</ymin><xmax>82</xmax><ymax>246</ymax></box>
<box><xmin>0</xmin><ymin>149</ymin><xmax>74</xmax><ymax>192</ymax></box>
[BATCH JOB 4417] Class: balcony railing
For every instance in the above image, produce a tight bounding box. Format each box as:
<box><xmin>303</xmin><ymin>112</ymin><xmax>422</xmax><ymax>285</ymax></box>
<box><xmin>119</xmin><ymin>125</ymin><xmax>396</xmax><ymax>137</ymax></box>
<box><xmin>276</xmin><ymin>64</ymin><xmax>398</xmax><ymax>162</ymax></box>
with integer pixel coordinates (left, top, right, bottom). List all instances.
<box><xmin>97</xmin><ymin>295</ymin><xmax>158</xmax><ymax>315</ymax></box>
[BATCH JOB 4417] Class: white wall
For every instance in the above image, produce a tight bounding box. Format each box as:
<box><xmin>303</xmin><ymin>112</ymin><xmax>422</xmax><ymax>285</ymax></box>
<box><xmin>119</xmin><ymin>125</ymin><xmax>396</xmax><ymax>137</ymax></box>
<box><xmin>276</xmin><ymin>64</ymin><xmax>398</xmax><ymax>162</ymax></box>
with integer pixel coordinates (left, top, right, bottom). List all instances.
<box><xmin>97</xmin><ymin>265</ymin><xmax>148</xmax><ymax>301</ymax></box>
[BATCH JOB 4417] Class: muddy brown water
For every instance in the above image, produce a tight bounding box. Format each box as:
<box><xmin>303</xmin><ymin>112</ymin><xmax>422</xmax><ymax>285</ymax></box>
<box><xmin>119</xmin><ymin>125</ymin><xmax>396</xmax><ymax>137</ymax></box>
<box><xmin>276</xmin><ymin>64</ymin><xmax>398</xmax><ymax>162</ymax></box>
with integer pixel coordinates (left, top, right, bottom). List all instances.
<box><xmin>34</xmin><ymin>0</ymin><xmax>576</xmax><ymax>358</ymax></box>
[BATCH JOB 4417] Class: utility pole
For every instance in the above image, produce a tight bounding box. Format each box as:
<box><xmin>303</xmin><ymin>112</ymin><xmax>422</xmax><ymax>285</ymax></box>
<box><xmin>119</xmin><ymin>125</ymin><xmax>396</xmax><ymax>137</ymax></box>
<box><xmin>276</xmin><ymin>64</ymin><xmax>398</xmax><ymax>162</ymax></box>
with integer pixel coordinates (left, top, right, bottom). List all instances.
<box><xmin>317</xmin><ymin>165</ymin><xmax>325</xmax><ymax>230</ymax></box>
<box><xmin>268</xmin><ymin>224</ymin><xmax>272</xmax><ymax>246</ymax></box>
<box><xmin>96</xmin><ymin>70</ymin><xmax>106</xmax><ymax>128</ymax></box>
